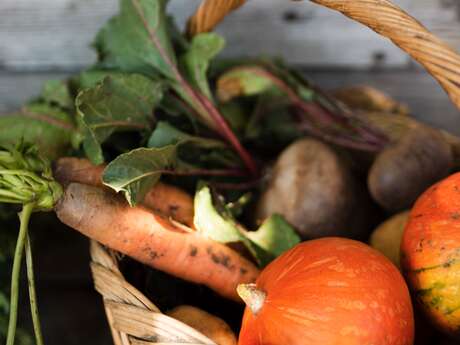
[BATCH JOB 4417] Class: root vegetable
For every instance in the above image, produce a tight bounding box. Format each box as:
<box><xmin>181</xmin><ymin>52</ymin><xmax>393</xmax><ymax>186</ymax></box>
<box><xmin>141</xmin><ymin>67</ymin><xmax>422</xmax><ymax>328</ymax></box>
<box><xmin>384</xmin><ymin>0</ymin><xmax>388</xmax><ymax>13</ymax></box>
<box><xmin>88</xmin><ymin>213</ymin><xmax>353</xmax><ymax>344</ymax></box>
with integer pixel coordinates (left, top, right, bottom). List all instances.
<box><xmin>55</xmin><ymin>183</ymin><xmax>259</xmax><ymax>302</ymax></box>
<box><xmin>401</xmin><ymin>172</ymin><xmax>460</xmax><ymax>337</ymax></box>
<box><xmin>359</xmin><ymin>112</ymin><xmax>416</xmax><ymax>142</ymax></box>
<box><xmin>361</xmin><ymin>111</ymin><xmax>460</xmax><ymax>169</ymax></box>
<box><xmin>370</xmin><ymin>211</ymin><xmax>410</xmax><ymax>269</ymax></box>
<box><xmin>255</xmin><ymin>138</ymin><xmax>373</xmax><ymax>240</ymax></box>
<box><xmin>368</xmin><ymin>126</ymin><xmax>453</xmax><ymax>211</ymax></box>
<box><xmin>238</xmin><ymin>237</ymin><xmax>414</xmax><ymax>345</ymax></box>
<box><xmin>441</xmin><ymin>130</ymin><xmax>460</xmax><ymax>170</ymax></box>
<box><xmin>166</xmin><ymin>305</ymin><xmax>237</xmax><ymax>345</ymax></box>
<box><xmin>333</xmin><ymin>86</ymin><xmax>409</xmax><ymax>115</ymax></box>
<box><xmin>54</xmin><ymin>157</ymin><xmax>194</xmax><ymax>226</ymax></box>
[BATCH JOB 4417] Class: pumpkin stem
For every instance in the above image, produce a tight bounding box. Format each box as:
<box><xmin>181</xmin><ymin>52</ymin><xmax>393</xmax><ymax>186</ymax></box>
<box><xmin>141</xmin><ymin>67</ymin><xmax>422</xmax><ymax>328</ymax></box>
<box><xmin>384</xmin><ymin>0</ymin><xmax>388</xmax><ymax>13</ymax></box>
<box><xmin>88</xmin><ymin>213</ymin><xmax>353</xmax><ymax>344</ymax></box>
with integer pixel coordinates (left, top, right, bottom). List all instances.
<box><xmin>237</xmin><ymin>283</ymin><xmax>266</xmax><ymax>315</ymax></box>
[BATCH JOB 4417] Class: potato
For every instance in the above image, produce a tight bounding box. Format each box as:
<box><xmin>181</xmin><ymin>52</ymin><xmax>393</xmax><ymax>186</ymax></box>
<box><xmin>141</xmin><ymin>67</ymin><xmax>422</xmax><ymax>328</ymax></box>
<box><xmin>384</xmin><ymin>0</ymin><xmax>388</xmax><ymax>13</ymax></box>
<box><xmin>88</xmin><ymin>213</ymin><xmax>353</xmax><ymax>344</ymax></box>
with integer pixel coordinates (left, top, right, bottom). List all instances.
<box><xmin>333</xmin><ymin>85</ymin><xmax>409</xmax><ymax>115</ymax></box>
<box><xmin>369</xmin><ymin>211</ymin><xmax>409</xmax><ymax>269</ymax></box>
<box><xmin>166</xmin><ymin>305</ymin><xmax>237</xmax><ymax>345</ymax></box>
<box><xmin>360</xmin><ymin>111</ymin><xmax>416</xmax><ymax>142</ymax></box>
<box><xmin>358</xmin><ymin>112</ymin><xmax>460</xmax><ymax>171</ymax></box>
<box><xmin>441</xmin><ymin>129</ymin><xmax>460</xmax><ymax>170</ymax></box>
<box><xmin>368</xmin><ymin>125</ymin><xmax>453</xmax><ymax>211</ymax></box>
<box><xmin>255</xmin><ymin>138</ymin><xmax>375</xmax><ymax>240</ymax></box>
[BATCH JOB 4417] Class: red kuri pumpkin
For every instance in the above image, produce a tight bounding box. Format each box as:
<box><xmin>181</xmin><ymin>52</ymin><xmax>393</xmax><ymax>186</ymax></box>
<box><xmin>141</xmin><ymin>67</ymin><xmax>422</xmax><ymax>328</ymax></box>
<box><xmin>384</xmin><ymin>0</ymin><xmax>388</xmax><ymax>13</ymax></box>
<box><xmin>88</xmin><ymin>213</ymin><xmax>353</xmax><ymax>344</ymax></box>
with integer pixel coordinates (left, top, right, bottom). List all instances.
<box><xmin>401</xmin><ymin>172</ymin><xmax>460</xmax><ymax>336</ymax></box>
<box><xmin>238</xmin><ymin>237</ymin><xmax>414</xmax><ymax>345</ymax></box>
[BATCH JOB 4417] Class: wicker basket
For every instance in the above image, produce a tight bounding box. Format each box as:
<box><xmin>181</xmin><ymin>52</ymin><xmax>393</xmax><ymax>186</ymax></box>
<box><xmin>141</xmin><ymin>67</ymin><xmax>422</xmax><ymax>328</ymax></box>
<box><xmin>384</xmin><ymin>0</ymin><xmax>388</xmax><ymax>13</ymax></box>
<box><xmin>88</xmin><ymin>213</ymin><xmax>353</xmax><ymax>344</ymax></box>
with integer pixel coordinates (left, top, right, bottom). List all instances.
<box><xmin>90</xmin><ymin>1</ymin><xmax>460</xmax><ymax>344</ymax></box>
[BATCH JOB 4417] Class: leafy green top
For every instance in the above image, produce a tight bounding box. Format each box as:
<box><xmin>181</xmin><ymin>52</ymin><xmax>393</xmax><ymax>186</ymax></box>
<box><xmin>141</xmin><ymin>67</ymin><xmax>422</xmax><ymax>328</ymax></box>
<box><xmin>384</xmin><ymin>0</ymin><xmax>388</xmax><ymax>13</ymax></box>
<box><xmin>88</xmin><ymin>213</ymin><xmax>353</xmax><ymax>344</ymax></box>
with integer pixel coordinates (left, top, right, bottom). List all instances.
<box><xmin>93</xmin><ymin>0</ymin><xmax>257</xmax><ymax>174</ymax></box>
<box><xmin>76</xmin><ymin>74</ymin><xmax>163</xmax><ymax>164</ymax></box>
<box><xmin>194</xmin><ymin>184</ymin><xmax>300</xmax><ymax>267</ymax></box>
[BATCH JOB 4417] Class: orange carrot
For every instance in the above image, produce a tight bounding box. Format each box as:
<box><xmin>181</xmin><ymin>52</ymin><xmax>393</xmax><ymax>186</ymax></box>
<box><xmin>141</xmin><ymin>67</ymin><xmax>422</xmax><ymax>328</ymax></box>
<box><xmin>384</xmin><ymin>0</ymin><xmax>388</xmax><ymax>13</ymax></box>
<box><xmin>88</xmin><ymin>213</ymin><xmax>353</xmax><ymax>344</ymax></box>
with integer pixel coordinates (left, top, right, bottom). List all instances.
<box><xmin>54</xmin><ymin>157</ymin><xmax>194</xmax><ymax>227</ymax></box>
<box><xmin>55</xmin><ymin>183</ymin><xmax>259</xmax><ymax>302</ymax></box>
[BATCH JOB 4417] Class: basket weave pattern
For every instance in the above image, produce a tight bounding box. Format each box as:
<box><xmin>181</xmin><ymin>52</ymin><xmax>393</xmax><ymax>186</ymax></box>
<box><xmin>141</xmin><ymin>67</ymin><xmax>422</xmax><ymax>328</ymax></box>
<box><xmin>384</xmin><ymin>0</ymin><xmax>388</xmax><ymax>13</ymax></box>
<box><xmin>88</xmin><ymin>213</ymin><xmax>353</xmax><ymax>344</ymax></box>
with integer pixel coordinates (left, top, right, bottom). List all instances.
<box><xmin>91</xmin><ymin>1</ymin><xmax>460</xmax><ymax>344</ymax></box>
<box><xmin>90</xmin><ymin>241</ymin><xmax>216</xmax><ymax>345</ymax></box>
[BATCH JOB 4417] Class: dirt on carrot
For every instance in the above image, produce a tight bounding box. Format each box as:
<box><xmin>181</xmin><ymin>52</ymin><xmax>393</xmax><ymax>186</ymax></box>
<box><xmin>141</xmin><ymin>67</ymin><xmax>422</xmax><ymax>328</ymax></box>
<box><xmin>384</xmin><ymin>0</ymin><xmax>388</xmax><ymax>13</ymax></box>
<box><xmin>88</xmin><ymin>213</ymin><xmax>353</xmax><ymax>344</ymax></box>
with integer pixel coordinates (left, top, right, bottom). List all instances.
<box><xmin>55</xmin><ymin>183</ymin><xmax>260</xmax><ymax>302</ymax></box>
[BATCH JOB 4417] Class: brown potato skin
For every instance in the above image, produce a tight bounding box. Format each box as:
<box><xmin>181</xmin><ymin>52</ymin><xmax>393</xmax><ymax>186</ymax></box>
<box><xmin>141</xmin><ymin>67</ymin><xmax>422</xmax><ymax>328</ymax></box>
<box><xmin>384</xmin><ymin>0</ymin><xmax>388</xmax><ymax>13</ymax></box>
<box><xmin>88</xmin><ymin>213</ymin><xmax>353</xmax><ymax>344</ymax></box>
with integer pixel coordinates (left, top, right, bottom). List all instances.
<box><xmin>166</xmin><ymin>305</ymin><xmax>237</xmax><ymax>345</ymax></box>
<box><xmin>333</xmin><ymin>85</ymin><xmax>409</xmax><ymax>115</ymax></box>
<box><xmin>368</xmin><ymin>125</ymin><xmax>453</xmax><ymax>212</ymax></box>
<box><xmin>255</xmin><ymin>138</ymin><xmax>372</xmax><ymax>240</ymax></box>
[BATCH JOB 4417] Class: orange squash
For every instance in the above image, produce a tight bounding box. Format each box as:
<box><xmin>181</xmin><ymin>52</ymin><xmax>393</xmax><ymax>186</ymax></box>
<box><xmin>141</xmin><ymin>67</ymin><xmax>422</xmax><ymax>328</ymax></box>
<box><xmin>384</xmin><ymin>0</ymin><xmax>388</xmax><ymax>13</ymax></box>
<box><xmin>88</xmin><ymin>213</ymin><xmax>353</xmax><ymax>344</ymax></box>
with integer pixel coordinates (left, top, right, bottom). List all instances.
<box><xmin>401</xmin><ymin>172</ymin><xmax>460</xmax><ymax>336</ymax></box>
<box><xmin>238</xmin><ymin>237</ymin><xmax>414</xmax><ymax>345</ymax></box>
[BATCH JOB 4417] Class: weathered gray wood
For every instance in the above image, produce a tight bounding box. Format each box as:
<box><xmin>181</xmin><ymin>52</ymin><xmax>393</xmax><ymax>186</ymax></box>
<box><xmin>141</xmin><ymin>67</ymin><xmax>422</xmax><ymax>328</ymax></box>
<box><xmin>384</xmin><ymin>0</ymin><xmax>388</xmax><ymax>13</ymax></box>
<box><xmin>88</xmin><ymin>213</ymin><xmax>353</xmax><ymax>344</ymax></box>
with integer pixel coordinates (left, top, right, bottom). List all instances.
<box><xmin>2</xmin><ymin>69</ymin><xmax>458</xmax><ymax>134</ymax></box>
<box><xmin>0</xmin><ymin>71</ymin><xmax>66</xmax><ymax>113</ymax></box>
<box><xmin>1</xmin><ymin>0</ymin><xmax>460</xmax><ymax>70</ymax></box>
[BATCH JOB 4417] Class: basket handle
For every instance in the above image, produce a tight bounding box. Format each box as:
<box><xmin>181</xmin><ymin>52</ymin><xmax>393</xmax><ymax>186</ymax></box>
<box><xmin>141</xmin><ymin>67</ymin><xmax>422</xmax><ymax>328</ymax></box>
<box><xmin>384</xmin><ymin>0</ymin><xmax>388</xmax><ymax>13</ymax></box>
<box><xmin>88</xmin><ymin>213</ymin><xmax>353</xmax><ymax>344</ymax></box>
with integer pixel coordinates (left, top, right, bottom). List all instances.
<box><xmin>187</xmin><ymin>0</ymin><xmax>246</xmax><ymax>36</ymax></box>
<box><xmin>187</xmin><ymin>0</ymin><xmax>460</xmax><ymax>110</ymax></box>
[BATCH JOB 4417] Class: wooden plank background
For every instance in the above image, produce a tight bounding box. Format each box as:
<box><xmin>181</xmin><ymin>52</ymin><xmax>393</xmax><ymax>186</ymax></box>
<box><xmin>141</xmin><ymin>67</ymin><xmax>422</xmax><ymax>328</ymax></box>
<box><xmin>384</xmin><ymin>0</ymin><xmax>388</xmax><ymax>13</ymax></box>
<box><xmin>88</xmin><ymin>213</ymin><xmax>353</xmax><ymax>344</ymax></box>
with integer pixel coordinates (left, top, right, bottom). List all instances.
<box><xmin>1</xmin><ymin>0</ymin><xmax>459</xmax><ymax>132</ymax></box>
<box><xmin>1</xmin><ymin>1</ymin><xmax>459</xmax><ymax>345</ymax></box>
<box><xmin>1</xmin><ymin>0</ymin><xmax>460</xmax><ymax>70</ymax></box>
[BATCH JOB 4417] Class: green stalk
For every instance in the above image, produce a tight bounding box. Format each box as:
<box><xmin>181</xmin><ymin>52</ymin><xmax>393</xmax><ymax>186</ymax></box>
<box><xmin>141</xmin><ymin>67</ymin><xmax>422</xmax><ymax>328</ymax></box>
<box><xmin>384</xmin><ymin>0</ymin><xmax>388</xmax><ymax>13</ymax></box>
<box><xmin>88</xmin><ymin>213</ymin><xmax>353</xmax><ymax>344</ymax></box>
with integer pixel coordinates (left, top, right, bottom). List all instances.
<box><xmin>6</xmin><ymin>202</ymin><xmax>35</xmax><ymax>345</ymax></box>
<box><xmin>0</xmin><ymin>189</ymin><xmax>27</xmax><ymax>200</ymax></box>
<box><xmin>1</xmin><ymin>174</ymin><xmax>23</xmax><ymax>188</ymax></box>
<box><xmin>25</xmin><ymin>234</ymin><xmax>44</xmax><ymax>345</ymax></box>
<box><xmin>0</xmin><ymin>170</ymin><xmax>45</xmax><ymax>183</ymax></box>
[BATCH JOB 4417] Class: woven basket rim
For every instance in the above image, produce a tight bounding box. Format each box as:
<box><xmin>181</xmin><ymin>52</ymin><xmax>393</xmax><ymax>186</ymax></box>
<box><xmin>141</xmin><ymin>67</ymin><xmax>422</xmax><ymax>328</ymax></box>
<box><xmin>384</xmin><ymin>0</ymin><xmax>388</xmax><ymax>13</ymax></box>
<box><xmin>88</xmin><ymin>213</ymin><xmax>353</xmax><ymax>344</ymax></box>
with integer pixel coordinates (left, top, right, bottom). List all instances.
<box><xmin>90</xmin><ymin>240</ymin><xmax>217</xmax><ymax>345</ymax></box>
